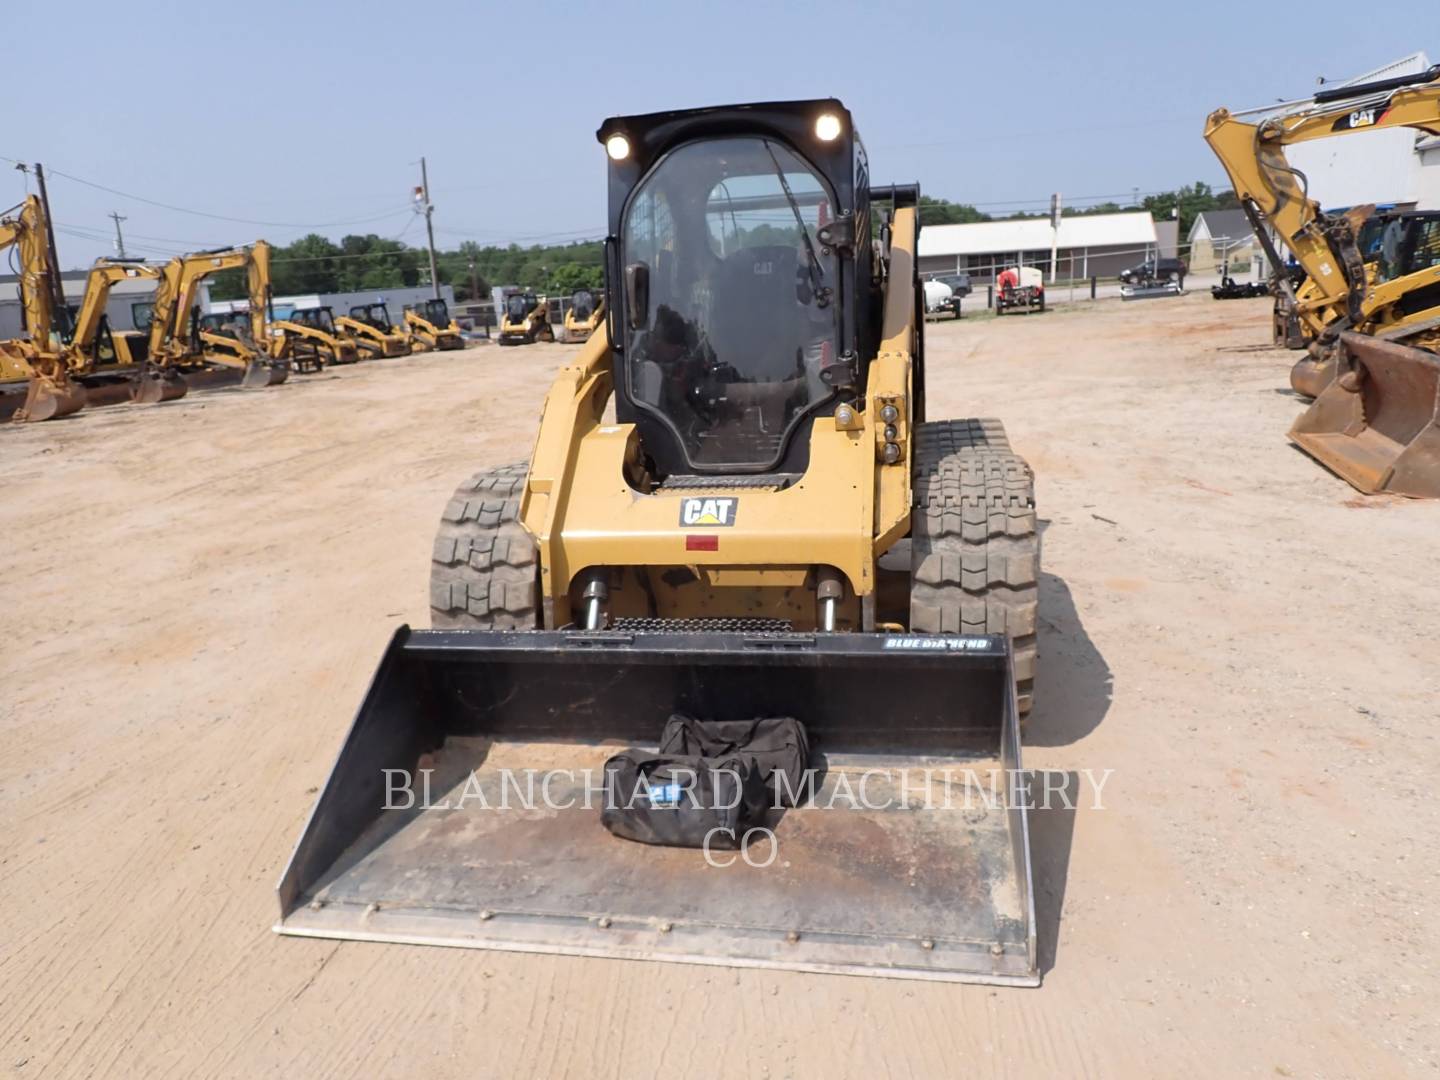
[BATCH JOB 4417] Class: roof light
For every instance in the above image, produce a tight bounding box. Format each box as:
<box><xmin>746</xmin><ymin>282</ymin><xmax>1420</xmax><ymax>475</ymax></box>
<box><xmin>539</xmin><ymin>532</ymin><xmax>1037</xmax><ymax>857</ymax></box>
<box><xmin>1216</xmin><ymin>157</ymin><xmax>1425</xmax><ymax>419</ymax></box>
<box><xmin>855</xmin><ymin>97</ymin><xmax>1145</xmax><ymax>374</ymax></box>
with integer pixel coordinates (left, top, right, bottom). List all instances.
<box><xmin>815</xmin><ymin>113</ymin><xmax>843</xmax><ymax>142</ymax></box>
<box><xmin>605</xmin><ymin>134</ymin><xmax>631</xmax><ymax>161</ymax></box>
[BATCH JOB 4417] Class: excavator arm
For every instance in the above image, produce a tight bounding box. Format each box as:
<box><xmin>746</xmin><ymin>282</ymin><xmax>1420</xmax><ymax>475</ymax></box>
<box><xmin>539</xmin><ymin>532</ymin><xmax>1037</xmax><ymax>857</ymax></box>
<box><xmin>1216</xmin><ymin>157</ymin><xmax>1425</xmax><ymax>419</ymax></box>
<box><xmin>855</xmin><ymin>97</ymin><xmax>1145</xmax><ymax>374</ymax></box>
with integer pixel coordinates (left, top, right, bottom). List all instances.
<box><xmin>146</xmin><ymin>248</ymin><xmax>250</xmax><ymax>362</ymax></box>
<box><xmin>0</xmin><ymin>198</ymin><xmax>58</xmax><ymax>354</ymax></box>
<box><xmin>1</xmin><ymin>197</ymin><xmax>87</xmax><ymax>422</ymax></box>
<box><xmin>64</xmin><ymin>260</ymin><xmax>160</xmax><ymax>366</ymax></box>
<box><xmin>1204</xmin><ymin>65</ymin><xmax>1440</xmax><ymax>342</ymax></box>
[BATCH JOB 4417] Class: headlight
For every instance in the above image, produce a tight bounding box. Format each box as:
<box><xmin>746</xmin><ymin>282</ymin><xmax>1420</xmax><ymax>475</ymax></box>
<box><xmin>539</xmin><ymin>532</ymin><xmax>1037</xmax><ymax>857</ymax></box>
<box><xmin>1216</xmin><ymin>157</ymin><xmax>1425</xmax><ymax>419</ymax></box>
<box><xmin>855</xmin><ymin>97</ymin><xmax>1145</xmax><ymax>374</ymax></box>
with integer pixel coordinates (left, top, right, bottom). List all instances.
<box><xmin>815</xmin><ymin>113</ymin><xmax>842</xmax><ymax>142</ymax></box>
<box><xmin>605</xmin><ymin>134</ymin><xmax>631</xmax><ymax>161</ymax></box>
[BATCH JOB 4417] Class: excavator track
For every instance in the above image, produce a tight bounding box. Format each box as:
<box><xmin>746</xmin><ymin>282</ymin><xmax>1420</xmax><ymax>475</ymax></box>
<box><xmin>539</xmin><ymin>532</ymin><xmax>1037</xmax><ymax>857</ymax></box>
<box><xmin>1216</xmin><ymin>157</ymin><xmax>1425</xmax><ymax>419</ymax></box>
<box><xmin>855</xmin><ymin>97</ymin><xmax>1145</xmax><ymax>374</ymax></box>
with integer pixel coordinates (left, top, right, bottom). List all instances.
<box><xmin>910</xmin><ymin>419</ymin><xmax>1039</xmax><ymax>714</ymax></box>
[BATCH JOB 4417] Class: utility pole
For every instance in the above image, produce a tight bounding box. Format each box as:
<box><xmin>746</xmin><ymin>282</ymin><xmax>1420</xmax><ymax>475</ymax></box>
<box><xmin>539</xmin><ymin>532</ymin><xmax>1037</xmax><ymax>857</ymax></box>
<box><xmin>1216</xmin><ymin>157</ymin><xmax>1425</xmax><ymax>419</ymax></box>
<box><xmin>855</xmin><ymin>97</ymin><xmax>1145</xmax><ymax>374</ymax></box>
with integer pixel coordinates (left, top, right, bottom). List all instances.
<box><xmin>415</xmin><ymin>158</ymin><xmax>441</xmax><ymax>300</ymax></box>
<box><xmin>32</xmin><ymin>163</ymin><xmax>68</xmax><ymax>323</ymax></box>
<box><xmin>109</xmin><ymin>212</ymin><xmax>128</xmax><ymax>258</ymax></box>
<box><xmin>1049</xmin><ymin>192</ymin><xmax>1061</xmax><ymax>285</ymax></box>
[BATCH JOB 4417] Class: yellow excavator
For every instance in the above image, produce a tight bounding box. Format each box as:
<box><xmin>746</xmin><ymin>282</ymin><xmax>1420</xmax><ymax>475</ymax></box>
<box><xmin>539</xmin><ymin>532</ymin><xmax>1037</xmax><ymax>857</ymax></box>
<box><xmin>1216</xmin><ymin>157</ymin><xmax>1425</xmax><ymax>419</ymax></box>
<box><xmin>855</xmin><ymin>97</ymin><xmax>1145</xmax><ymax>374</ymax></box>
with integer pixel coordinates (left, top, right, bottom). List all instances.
<box><xmin>336</xmin><ymin>302</ymin><xmax>410</xmax><ymax>358</ymax></box>
<box><xmin>183</xmin><ymin>240</ymin><xmax>286</xmax><ymax>384</ymax></box>
<box><xmin>497</xmin><ymin>289</ymin><xmax>554</xmax><ymax>345</ymax></box>
<box><xmin>1205</xmin><ymin>65</ymin><xmax>1440</xmax><ymax>497</ymax></box>
<box><xmin>1270</xmin><ymin>209</ymin><xmax>1440</xmax><ymax>361</ymax></box>
<box><xmin>276</xmin><ymin>99</ymin><xmax>1042</xmax><ymax>986</ymax></box>
<box><xmin>270</xmin><ymin>305</ymin><xmax>359</xmax><ymax>371</ymax></box>
<box><xmin>1</xmin><ymin>196</ymin><xmax>88</xmax><ymax>421</ymax></box>
<box><xmin>401</xmin><ymin>296</ymin><xmax>464</xmax><ymax>351</ymax></box>
<box><xmin>561</xmin><ymin>286</ymin><xmax>605</xmax><ymax>342</ymax></box>
<box><xmin>62</xmin><ymin>259</ymin><xmax>158</xmax><ymax>373</ymax></box>
<box><xmin>129</xmin><ymin>242</ymin><xmax>290</xmax><ymax>403</ymax></box>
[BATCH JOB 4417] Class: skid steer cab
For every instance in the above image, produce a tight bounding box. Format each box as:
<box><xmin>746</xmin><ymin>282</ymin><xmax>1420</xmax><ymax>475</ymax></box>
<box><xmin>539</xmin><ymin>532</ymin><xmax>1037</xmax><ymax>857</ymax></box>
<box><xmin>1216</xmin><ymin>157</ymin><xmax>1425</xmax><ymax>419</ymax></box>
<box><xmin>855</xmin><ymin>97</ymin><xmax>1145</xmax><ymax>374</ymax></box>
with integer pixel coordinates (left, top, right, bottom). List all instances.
<box><xmin>562</xmin><ymin>287</ymin><xmax>605</xmax><ymax>342</ymax></box>
<box><xmin>278</xmin><ymin>99</ymin><xmax>1043</xmax><ymax>986</ymax></box>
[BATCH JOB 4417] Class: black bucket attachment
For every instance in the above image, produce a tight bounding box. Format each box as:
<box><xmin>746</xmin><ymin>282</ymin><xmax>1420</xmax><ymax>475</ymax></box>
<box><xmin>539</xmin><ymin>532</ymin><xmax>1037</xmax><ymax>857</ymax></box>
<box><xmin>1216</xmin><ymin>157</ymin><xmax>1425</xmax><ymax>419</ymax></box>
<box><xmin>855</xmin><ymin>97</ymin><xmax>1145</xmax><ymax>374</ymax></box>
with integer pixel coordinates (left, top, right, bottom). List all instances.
<box><xmin>276</xmin><ymin>628</ymin><xmax>1038</xmax><ymax>985</ymax></box>
<box><xmin>1290</xmin><ymin>332</ymin><xmax>1440</xmax><ymax>498</ymax></box>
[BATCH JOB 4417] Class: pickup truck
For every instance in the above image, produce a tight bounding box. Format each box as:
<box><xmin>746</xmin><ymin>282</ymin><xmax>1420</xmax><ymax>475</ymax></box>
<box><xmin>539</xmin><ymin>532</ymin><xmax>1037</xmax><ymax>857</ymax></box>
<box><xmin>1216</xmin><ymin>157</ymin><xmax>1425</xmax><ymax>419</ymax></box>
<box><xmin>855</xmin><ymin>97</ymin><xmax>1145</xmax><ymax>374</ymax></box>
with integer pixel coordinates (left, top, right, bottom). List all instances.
<box><xmin>1119</xmin><ymin>257</ymin><xmax>1187</xmax><ymax>290</ymax></box>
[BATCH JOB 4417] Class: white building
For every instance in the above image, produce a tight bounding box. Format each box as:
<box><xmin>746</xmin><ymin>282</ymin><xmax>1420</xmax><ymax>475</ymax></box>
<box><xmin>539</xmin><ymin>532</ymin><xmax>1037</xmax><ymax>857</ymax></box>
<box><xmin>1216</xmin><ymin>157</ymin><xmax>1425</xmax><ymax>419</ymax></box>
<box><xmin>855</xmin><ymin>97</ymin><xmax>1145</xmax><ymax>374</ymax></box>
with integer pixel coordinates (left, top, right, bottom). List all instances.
<box><xmin>1286</xmin><ymin>51</ymin><xmax>1440</xmax><ymax>211</ymax></box>
<box><xmin>917</xmin><ymin>211</ymin><xmax>1162</xmax><ymax>282</ymax></box>
<box><xmin>0</xmin><ymin>268</ymin><xmax>158</xmax><ymax>340</ymax></box>
<box><xmin>207</xmin><ymin>284</ymin><xmax>455</xmax><ymax>324</ymax></box>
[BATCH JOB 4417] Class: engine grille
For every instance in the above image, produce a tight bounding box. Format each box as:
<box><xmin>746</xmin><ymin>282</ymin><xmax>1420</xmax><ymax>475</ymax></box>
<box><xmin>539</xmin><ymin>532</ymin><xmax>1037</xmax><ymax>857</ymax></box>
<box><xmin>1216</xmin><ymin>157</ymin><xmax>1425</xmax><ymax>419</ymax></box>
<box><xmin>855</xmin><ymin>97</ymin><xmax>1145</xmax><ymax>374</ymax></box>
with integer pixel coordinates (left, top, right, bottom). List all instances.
<box><xmin>610</xmin><ymin>617</ymin><xmax>794</xmax><ymax>633</ymax></box>
<box><xmin>657</xmin><ymin>473</ymin><xmax>801</xmax><ymax>491</ymax></box>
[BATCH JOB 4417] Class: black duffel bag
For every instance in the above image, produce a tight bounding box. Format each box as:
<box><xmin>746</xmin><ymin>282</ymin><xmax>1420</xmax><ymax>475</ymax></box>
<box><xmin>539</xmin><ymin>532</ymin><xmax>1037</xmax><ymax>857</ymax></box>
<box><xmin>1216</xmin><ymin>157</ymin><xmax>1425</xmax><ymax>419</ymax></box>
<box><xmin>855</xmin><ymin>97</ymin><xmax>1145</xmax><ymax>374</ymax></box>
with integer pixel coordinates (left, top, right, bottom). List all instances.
<box><xmin>600</xmin><ymin>750</ymin><xmax>767</xmax><ymax>849</ymax></box>
<box><xmin>600</xmin><ymin>716</ymin><xmax>811</xmax><ymax>849</ymax></box>
<box><xmin>658</xmin><ymin>715</ymin><xmax>811</xmax><ymax>806</ymax></box>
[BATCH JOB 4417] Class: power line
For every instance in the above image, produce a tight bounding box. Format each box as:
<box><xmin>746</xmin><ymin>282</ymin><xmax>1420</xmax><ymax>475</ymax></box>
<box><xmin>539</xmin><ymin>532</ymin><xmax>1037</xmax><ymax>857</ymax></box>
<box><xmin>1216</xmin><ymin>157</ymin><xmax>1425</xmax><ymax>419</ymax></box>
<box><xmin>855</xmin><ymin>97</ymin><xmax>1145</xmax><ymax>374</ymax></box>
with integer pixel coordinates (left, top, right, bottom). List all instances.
<box><xmin>44</xmin><ymin>165</ymin><xmax>416</xmax><ymax>229</ymax></box>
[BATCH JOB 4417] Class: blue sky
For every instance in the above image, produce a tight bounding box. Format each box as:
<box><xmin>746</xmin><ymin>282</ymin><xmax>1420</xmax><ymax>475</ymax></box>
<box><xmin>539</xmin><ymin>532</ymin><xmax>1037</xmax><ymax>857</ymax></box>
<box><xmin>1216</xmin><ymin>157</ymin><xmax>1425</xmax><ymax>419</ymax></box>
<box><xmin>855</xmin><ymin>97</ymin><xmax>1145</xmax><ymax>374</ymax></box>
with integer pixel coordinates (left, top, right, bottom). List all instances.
<box><xmin>4</xmin><ymin>0</ymin><xmax>1432</xmax><ymax>267</ymax></box>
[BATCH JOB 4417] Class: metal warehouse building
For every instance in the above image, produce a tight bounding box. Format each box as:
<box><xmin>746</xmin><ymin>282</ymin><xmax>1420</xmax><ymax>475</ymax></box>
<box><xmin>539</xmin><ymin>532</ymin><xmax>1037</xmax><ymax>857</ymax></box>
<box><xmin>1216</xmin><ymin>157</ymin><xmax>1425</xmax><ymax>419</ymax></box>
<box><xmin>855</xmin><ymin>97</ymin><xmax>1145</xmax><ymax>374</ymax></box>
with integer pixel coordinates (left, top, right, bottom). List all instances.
<box><xmin>917</xmin><ymin>211</ymin><xmax>1169</xmax><ymax>283</ymax></box>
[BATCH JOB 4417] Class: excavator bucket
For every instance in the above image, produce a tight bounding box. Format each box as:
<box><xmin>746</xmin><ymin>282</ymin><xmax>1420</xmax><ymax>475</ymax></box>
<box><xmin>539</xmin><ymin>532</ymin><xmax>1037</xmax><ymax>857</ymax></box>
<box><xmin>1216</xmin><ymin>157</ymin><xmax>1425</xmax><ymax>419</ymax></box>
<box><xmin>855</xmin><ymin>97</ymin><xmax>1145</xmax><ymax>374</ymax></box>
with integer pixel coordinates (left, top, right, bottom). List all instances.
<box><xmin>1289</xmin><ymin>354</ymin><xmax>1336</xmax><ymax>399</ymax></box>
<box><xmin>129</xmin><ymin>368</ymin><xmax>189</xmax><ymax>405</ymax></box>
<box><xmin>1290</xmin><ymin>332</ymin><xmax>1440</xmax><ymax>498</ymax></box>
<box><xmin>15</xmin><ymin>375</ymin><xmax>87</xmax><ymax>422</ymax></box>
<box><xmin>242</xmin><ymin>358</ymin><xmax>289</xmax><ymax>389</ymax></box>
<box><xmin>276</xmin><ymin>628</ymin><xmax>1039</xmax><ymax>986</ymax></box>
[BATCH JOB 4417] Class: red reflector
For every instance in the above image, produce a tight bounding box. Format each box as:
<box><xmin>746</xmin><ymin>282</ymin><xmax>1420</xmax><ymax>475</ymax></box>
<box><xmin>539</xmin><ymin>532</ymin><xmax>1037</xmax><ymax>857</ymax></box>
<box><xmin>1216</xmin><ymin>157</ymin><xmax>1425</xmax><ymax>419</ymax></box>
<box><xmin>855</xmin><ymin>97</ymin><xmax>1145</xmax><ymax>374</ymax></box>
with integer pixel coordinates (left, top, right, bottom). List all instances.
<box><xmin>685</xmin><ymin>534</ymin><xmax>719</xmax><ymax>551</ymax></box>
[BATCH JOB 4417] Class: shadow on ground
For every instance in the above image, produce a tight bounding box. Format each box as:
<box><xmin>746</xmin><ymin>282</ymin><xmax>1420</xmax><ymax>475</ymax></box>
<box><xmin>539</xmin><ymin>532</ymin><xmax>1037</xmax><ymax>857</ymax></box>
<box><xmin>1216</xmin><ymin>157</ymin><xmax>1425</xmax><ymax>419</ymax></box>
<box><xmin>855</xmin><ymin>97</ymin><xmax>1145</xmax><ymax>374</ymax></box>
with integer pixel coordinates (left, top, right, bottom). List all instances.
<box><xmin>1023</xmin><ymin>571</ymin><xmax>1112</xmax><ymax>748</ymax></box>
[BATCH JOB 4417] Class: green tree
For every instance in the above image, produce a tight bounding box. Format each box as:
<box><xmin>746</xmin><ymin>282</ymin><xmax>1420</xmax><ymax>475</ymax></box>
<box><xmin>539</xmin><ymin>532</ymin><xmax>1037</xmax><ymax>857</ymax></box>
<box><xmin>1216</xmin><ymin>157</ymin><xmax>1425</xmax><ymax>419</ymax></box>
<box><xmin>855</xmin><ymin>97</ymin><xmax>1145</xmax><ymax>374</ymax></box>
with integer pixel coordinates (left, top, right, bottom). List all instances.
<box><xmin>549</xmin><ymin>262</ymin><xmax>603</xmax><ymax>294</ymax></box>
<box><xmin>1143</xmin><ymin>182</ymin><xmax>1239</xmax><ymax>237</ymax></box>
<box><xmin>918</xmin><ymin>195</ymin><xmax>990</xmax><ymax>227</ymax></box>
<box><xmin>272</xmin><ymin>233</ymin><xmax>343</xmax><ymax>294</ymax></box>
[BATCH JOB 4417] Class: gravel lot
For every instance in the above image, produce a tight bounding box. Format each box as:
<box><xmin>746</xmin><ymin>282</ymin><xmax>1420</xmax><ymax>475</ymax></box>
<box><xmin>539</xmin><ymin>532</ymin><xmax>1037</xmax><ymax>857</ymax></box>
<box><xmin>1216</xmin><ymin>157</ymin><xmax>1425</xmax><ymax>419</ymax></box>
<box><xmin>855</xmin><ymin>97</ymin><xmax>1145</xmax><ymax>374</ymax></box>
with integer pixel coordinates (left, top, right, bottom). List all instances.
<box><xmin>2</xmin><ymin>293</ymin><xmax>1436</xmax><ymax>1078</ymax></box>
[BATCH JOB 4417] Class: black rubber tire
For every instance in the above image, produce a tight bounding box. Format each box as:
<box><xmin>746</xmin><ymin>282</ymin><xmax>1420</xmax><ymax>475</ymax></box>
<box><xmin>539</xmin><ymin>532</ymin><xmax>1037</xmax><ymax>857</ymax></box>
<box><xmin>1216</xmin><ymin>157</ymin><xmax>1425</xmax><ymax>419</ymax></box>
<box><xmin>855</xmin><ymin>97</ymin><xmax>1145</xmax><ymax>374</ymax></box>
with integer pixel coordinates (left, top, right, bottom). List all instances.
<box><xmin>429</xmin><ymin>463</ymin><xmax>541</xmax><ymax>629</ymax></box>
<box><xmin>909</xmin><ymin>419</ymin><xmax>1039</xmax><ymax>715</ymax></box>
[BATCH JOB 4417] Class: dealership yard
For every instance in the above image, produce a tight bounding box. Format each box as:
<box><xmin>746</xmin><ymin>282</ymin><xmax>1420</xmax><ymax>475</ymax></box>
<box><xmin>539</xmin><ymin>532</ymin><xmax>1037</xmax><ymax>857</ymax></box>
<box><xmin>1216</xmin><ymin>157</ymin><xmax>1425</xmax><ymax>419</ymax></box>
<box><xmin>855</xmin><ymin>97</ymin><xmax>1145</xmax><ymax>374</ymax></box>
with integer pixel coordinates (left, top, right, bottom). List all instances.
<box><xmin>2</xmin><ymin>293</ymin><xmax>1438</xmax><ymax>1078</ymax></box>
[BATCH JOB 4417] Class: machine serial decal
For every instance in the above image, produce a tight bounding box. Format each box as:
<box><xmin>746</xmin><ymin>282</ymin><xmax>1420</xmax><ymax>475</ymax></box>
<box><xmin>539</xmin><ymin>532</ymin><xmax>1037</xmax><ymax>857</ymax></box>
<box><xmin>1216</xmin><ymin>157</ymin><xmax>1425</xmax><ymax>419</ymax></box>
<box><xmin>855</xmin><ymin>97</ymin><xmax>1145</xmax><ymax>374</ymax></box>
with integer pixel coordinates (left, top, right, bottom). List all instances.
<box><xmin>883</xmin><ymin>637</ymin><xmax>993</xmax><ymax>650</ymax></box>
<box><xmin>678</xmin><ymin>497</ymin><xmax>738</xmax><ymax>527</ymax></box>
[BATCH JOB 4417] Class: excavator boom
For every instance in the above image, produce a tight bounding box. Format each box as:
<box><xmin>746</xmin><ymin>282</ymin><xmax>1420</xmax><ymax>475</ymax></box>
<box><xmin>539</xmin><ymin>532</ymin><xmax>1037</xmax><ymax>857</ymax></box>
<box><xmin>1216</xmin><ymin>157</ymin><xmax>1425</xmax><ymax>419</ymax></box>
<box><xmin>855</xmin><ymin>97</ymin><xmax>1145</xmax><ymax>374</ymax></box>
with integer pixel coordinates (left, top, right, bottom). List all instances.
<box><xmin>1</xmin><ymin>197</ymin><xmax>86</xmax><ymax>422</ymax></box>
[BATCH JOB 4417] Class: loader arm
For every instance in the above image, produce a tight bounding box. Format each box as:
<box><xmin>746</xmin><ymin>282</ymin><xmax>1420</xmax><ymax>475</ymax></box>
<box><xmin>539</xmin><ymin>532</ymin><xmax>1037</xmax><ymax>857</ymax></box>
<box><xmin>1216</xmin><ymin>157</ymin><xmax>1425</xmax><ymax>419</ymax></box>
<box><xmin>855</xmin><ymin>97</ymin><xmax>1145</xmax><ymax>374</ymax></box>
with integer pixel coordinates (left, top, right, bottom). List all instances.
<box><xmin>1204</xmin><ymin>66</ymin><xmax>1440</xmax><ymax>340</ymax></box>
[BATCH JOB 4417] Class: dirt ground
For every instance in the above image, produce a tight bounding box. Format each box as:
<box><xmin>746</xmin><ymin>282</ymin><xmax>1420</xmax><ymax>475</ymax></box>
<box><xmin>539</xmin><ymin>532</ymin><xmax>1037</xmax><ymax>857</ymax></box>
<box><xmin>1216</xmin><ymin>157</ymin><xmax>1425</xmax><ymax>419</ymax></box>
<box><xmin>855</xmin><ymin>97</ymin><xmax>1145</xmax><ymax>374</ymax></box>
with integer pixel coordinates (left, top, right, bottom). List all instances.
<box><xmin>3</xmin><ymin>295</ymin><xmax>1437</xmax><ymax>1079</ymax></box>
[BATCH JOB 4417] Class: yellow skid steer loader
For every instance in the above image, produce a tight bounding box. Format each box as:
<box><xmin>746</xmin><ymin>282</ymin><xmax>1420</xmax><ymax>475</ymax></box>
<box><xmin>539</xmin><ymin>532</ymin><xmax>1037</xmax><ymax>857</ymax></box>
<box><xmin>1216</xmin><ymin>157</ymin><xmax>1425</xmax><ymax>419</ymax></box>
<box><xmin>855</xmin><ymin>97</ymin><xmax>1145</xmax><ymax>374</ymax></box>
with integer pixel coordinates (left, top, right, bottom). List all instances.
<box><xmin>562</xmin><ymin>287</ymin><xmax>605</xmax><ymax>342</ymax></box>
<box><xmin>402</xmin><ymin>298</ymin><xmax>464</xmax><ymax>351</ymax></box>
<box><xmin>337</xmin><ymin>303</ymin><xmax>411</xmax><ymax>358</ymax></box>
<box><xmin>277</xmin><ymin>100</ymin><xmax>1041</xmax><ymax>985</ymax></box>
